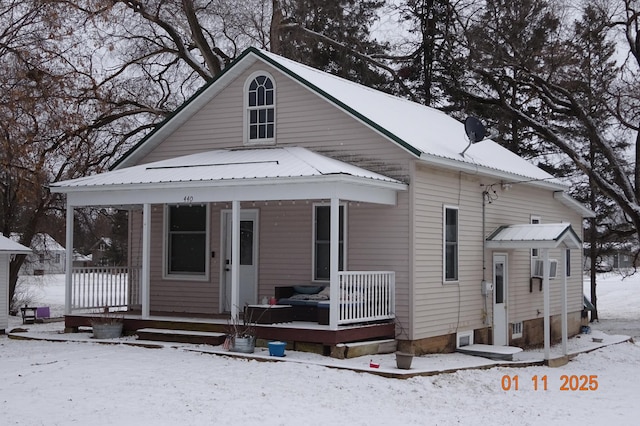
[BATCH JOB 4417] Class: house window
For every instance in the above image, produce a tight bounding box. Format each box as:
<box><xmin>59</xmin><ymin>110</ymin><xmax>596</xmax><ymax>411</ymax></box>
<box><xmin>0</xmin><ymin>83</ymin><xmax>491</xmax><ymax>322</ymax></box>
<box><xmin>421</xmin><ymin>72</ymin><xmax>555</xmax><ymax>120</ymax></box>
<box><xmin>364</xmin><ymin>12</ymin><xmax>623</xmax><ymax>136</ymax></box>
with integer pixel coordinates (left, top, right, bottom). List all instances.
<box><xmin>313</xmin><ymin>204</ymin><xmax>345</xmax><ymax>281</ymax></box>
<box><xmin>245</xmin><ymin>73</ymin><xmax>275</xmax><ymax>144</ymax></box>
<box><xmin>444</xmin><ymin>206</ymin><xmax>458</xmax><ymax>282</ymax></box>
<box><xmin>166</xmin><ymin>205</ymin><xmax>208</xmax><ymax>276</ymax></box>
<box><xmin>566</xmin><ymin>249</ymin><xmax>571</xmax><ymax>277</ymax></box>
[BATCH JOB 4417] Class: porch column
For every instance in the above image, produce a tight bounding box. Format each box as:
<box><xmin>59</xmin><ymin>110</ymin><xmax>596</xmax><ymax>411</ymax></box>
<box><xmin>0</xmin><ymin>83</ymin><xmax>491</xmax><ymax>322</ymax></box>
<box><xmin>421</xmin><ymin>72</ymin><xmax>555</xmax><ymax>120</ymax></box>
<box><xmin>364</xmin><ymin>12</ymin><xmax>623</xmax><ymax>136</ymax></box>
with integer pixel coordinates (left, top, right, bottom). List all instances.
<box><xmin>64</xmin><ymin>204</ymin><xmax>74</xmax><ymax>315</ymax></box>
<box><xmin>141</xmin><ymin>203</ymin><xmax>151</xmax><ymax>319</ymax></box>
<box><xmin>329</xmin><ymin>197</ymin><xmax>340</xmax><ymax>330</ymax></box>
<box><xmin>561</xmin><ymin>249</ymin><xmax>568</xmax><ymax>356</ymax></box>
<box><xmin>230</xmin><ymin>200</ymin><xmax>240</xmax><ymax>320</ymax></box>
<box><xmin>542</xmin><ymin>248</ymin><xmax>551</xmax><ymax>360</ymax></box>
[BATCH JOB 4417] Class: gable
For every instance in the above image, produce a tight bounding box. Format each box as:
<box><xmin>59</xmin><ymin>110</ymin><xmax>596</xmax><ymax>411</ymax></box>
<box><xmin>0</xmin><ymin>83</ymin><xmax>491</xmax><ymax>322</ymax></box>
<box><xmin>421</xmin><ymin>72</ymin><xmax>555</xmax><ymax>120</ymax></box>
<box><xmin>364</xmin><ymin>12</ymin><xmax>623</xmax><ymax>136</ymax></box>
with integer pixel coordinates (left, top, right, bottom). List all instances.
<box><xmin>131</xmin><ymin>56</ymin><xmax>414</xmax><ymax>181</ymax></box>
<box><xmin>114</xmin><ymin>47</ymin><xmax>563</xmax><ymax>190</ymax></box>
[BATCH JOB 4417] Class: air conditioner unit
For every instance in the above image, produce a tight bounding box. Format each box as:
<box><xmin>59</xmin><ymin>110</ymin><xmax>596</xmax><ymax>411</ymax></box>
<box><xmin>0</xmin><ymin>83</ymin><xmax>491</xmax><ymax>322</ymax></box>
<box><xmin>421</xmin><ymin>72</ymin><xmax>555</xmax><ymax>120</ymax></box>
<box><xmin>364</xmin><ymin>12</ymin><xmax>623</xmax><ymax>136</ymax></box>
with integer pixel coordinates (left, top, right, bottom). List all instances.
<box><xmin>533</xmin><ymin>259</ymin><xmax>557</xmax><ymax>279</ymax></box>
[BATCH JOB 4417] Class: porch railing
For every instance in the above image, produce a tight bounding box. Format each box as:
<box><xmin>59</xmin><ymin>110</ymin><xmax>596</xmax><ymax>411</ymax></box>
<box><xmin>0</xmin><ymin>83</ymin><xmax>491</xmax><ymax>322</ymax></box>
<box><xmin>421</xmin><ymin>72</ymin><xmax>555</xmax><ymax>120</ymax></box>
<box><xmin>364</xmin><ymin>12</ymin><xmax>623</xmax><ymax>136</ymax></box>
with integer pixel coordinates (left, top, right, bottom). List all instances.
<box><xmin>71</xmin><ymin>267</ymin><xmax>141</xmax><ymax>311</ymax></box>
<box><xmin>337</xmin><ymin>271</ymin><xmax>395</xmax><ymax>325</ymax></box>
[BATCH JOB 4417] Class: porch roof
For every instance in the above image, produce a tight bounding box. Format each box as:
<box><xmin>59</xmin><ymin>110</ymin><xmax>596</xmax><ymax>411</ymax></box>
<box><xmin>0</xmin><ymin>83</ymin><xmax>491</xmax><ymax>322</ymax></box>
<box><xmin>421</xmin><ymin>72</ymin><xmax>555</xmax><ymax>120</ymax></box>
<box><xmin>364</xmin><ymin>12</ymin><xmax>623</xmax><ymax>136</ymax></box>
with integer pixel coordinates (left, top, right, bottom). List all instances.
<box><xmin>50</xmin><ymin>146</ymin><xmax>407</xmax><ymax>207</ymax></box>
<box><xmin>485</xmin><ymin>223</ymin><xmax>582</xmax><ymax>249</ymax></box>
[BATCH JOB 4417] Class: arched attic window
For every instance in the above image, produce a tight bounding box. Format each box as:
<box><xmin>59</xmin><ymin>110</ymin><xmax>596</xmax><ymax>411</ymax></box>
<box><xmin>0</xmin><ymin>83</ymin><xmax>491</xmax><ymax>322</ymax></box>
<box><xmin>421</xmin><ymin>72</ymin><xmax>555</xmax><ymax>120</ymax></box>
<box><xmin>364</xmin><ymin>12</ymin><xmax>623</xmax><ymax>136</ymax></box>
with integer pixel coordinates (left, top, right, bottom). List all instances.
<box><xmin>244</xmin><ymin>72</ymin><xmax>276</xmax><ymax>145</ymax></box>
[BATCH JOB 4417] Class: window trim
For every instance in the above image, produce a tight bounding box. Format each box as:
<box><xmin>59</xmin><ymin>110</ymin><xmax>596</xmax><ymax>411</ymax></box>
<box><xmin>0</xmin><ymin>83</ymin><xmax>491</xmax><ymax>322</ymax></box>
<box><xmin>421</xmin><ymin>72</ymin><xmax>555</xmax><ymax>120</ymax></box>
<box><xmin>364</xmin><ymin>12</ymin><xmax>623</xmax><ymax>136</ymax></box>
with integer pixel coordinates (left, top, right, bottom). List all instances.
<box><xmin>163</xmin><ymin>204</ymin><xmax>210</xmax><ymax>282</ymax></box>
<box><xmin>243</xmin><ymin>71</ymin><xmax>276</xmax><ymax>146</ymax></box>
<box><xmin>443</xmin><ymin>205</ymin><xmax>459</xmax><ymax>283</ymax></box>
<box><xmin>312</xmin><ymin>202</ymin><xmax>347</xmax><ymax>282</ymax></box>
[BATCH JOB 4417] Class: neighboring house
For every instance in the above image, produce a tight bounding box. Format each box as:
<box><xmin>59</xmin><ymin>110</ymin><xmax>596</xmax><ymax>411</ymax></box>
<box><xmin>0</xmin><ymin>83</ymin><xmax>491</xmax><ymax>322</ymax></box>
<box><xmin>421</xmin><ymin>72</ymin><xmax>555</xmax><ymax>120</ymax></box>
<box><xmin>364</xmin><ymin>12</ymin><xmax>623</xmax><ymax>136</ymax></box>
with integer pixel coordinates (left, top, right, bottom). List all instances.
<box><xmin>12</xmin><ymin>233</ymin><xmax>66</xmax><ymax>275</ymax></box>
<box><xmin>51</xmin><ymin>48</ymin><xmax>593</xmax><ymax>358</ymax></box>
<box><xmin>73</xmin><ymin>251</ymin><xmax>92</xmax><ymax>268</ymax></box>
<box><xmin>0</xmin><ymin>235</ymin><xmax>31</xmax><ymax>333</ymax></box>
<box><xmin>89</xmin><ymin>237</ymin><xmax>113</xmax><ymax>266</ymax></box>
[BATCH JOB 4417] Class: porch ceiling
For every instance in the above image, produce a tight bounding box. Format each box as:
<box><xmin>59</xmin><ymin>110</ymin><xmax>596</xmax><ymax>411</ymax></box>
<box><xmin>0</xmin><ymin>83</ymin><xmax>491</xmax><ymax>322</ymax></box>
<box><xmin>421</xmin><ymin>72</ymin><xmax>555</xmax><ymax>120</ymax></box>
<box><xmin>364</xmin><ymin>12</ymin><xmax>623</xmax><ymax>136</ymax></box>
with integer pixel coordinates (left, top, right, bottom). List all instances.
<box><xmin>485</xmin><ymin>223</ymin><xmax>582</xmax><ymax>249</ymax></box>
<box><xmin>50</xmin><ymin>146</ymin><xmax>407</xmax><ymax>207</ymax></box>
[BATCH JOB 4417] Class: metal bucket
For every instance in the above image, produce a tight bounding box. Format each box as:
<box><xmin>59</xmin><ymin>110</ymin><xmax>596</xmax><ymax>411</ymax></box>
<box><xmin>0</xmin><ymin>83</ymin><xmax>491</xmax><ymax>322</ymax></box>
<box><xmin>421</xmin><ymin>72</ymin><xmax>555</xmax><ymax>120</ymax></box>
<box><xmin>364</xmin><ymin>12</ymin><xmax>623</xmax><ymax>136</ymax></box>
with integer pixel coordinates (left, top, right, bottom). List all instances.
<box><xmin>231</xmin><ymin>336</ymin><xmax>255</xmax><ymax>353</ymax></box>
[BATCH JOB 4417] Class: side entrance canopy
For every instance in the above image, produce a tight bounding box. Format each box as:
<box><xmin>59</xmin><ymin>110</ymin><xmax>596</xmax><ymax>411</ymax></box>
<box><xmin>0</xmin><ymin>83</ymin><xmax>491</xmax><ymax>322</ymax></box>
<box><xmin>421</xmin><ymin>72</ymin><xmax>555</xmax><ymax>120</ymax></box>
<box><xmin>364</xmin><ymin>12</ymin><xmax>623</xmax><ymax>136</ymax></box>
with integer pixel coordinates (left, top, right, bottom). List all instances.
<box><xmin>486</xmin><ymin>223</ymin><xmax>582</xmax><ymax>360</ymax></box>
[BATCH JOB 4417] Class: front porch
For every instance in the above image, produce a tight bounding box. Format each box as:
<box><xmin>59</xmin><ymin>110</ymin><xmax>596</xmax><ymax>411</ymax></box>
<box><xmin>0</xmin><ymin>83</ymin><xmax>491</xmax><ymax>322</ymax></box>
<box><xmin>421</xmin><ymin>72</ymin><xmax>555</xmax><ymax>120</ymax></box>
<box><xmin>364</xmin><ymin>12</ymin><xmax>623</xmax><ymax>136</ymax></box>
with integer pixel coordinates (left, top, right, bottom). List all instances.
<box><xmin>64</xmin><ymin>311</ymin><xmax>396</xmax><ymax>351</ymax></box>
<box><xmin>65</xmin><ymin>266</ymin><xmax>397</xmax><ymax>349</ymax></box>
<box><xmin>52</xmin><ymin>147</ymin><xmax>407</xmax><ymax>349</ymax></box>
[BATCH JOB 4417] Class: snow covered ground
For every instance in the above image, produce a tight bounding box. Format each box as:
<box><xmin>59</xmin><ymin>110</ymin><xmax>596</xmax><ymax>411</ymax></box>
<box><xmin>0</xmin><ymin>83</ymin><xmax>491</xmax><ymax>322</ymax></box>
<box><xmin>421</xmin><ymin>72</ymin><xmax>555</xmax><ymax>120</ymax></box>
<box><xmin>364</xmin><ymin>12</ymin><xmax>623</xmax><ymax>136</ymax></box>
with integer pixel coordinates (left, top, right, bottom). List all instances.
<box><xmin>1</xmin><ymin>273</ymin><xmax>639</xmax><ymax>425</ymax></box>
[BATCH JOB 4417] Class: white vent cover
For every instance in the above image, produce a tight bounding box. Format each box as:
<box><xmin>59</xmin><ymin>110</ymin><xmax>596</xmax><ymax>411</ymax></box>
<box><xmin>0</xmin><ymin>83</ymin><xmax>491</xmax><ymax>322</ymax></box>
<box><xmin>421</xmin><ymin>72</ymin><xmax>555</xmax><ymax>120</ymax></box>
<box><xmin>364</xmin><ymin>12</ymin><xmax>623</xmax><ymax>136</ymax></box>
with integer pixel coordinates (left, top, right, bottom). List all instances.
<box><xmin>456</xmin><ymin>331</ymin><xmax>474</xmax><ymax>348</ymax></box>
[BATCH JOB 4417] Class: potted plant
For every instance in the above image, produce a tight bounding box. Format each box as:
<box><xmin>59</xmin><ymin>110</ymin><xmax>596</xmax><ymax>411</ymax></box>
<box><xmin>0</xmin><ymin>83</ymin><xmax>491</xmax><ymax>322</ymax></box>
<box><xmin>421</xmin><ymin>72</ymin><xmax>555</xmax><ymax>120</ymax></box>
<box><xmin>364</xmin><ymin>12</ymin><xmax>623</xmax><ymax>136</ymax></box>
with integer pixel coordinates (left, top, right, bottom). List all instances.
<box><xmin>90</xmin><ymin>307</ymin><xmax>124</xmax><ymax>339</ymax></box>
<box><xmin>225</xmin><ymin>308</ymin><xmax>257</xmax><ymax>353</ymax></box>
<box><xmin>395</xmin><ymin>351</ymin><xmax>414</xmax><ymax>370</ymax></box>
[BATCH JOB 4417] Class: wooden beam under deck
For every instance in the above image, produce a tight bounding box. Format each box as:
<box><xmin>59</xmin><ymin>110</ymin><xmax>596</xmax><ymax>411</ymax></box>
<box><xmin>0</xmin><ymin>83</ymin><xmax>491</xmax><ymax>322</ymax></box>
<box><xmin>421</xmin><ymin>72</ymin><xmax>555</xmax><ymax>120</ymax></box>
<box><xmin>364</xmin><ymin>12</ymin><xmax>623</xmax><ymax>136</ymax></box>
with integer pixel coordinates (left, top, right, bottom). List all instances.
<box><xmin>64</xmin><ymin>314</ymin><xmax>395</xmax><ymax>346</ymax></box>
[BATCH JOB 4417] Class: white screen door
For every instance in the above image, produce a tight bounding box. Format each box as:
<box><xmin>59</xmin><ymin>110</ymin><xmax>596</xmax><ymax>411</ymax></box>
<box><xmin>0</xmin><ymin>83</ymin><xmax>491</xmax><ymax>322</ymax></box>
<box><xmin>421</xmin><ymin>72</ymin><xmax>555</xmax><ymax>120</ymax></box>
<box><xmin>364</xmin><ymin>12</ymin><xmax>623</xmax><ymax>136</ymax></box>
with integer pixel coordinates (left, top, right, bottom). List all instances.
<box><xmin>493</xmin><ymin>254</ymin><xmax>508</xmax><ymax>346</ymax></box>
<box><xmin>222</xmin><ymin>210</ymin><xmax>258</xmax><ymax>312</ymax></box>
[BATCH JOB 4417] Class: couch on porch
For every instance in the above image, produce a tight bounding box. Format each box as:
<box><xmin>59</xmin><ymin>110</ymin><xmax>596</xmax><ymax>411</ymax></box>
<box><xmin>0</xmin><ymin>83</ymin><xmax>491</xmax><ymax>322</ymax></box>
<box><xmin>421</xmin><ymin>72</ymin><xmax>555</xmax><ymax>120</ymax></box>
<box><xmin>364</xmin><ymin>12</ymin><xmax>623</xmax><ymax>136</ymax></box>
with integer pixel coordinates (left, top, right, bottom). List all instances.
<box><xmin>275</xmin><ymin>285</ymin><xmax>330</xmax><ymax>322</ymax></box>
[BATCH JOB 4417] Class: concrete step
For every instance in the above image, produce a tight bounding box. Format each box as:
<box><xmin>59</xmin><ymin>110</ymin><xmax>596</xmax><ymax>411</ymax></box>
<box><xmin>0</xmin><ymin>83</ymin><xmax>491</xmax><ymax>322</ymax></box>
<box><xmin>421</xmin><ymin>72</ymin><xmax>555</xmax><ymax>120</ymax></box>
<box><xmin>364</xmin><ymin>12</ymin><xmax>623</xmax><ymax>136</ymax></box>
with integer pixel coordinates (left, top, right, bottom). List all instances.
<box><xmin>136</xmin><ymin>328</ymin><xmax>226</xmax><ymax>345</ymax></box>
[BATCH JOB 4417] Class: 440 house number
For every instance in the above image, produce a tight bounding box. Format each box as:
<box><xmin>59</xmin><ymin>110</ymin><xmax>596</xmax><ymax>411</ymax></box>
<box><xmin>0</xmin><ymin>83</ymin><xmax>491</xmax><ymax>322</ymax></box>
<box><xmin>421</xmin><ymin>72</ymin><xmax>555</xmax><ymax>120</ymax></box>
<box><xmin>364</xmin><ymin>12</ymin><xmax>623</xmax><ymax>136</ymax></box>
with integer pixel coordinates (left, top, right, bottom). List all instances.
<box><xmin>501</xmin><ymin>374</ymin><xmax>599</xmax><ymax>391</ymax></box>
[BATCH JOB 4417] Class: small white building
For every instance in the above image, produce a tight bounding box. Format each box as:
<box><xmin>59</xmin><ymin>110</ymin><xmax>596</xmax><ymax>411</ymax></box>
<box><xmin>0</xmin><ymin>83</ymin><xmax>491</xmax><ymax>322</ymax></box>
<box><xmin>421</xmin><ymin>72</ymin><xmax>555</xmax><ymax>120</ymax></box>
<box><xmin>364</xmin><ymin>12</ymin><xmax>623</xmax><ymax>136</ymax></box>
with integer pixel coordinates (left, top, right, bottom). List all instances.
<box><xmin>12</xmin><ymin>233</ymin><xmax>66</xmax><ymax>275</ymax></box>
<box><xmin>0</xmin><ymin>235</ymin><xmax>31</xmax><ymax>333</ymax></box>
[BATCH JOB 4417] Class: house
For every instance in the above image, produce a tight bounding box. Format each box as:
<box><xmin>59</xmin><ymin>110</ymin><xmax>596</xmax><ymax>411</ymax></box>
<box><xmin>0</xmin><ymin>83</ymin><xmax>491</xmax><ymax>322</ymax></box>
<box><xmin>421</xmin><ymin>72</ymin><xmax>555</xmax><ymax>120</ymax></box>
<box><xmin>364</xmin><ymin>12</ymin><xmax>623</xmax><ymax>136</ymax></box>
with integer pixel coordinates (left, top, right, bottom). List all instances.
<box><xmin>89</xmin><ymin>237</ymin><xmax>113</xmax><ymax>266</ymax></box>
<box><xmin>0</xmin><ymin>235</ymin><xmax>31</xmax><ymax>333</ymax></box>
<box><xmin>50</xmin><ymin>48</ymin><xmax>593</xmax><ymax>359</ymax></box>
<box><xmin>12</xmin><ymin>233</ymin><xmax>66</xmax><ymax>275</ymax></box>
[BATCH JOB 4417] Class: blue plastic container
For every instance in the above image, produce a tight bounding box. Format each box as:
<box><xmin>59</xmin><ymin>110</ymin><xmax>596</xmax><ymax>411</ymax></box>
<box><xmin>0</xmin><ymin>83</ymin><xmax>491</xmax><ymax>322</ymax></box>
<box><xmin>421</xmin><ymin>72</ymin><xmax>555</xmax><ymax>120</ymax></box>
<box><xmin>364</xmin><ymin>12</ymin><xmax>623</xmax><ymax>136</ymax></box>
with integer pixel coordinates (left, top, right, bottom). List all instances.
<box><xmin>268</xmin><ymin>341</ymin><xmax>286</xmax><ymax>357</ymax></box>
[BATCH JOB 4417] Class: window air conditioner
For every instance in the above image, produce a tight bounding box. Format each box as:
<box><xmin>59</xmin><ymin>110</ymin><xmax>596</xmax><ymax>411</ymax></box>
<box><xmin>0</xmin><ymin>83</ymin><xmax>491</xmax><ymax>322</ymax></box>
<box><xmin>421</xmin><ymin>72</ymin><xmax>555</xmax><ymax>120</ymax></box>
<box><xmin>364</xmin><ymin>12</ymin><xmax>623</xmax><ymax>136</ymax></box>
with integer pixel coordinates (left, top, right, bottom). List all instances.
<box><xmin>533</xmin><ymin>259</ymin><xmax>557</xmax><ymax>279</ymax></box>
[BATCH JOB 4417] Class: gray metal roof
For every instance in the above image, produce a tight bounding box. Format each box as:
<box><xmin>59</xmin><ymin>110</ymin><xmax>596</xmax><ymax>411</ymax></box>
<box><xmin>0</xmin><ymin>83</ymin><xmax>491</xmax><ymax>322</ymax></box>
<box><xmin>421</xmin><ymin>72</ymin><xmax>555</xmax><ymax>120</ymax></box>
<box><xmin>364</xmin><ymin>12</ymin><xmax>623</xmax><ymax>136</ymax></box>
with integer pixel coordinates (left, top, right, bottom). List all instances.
<box><xmin>485</xmin><ymin>223</ymin><xmax>582</xmax><ymax>249</ymax></box>
<box><xmin>52</xmin><ymin>146</ymin><xmax>402</xmax><ymax>189</ymax></box>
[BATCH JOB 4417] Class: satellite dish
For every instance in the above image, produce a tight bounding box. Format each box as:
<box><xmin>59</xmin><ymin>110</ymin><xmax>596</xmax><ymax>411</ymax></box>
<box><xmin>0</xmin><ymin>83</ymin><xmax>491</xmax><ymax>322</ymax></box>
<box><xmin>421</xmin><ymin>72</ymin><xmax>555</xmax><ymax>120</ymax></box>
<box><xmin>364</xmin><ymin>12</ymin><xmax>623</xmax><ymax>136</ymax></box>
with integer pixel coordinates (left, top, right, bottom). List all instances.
<box><xmin>461</xmin><ymin>117</ymin><xmax>487</xmax><ymax>156</ymax></box>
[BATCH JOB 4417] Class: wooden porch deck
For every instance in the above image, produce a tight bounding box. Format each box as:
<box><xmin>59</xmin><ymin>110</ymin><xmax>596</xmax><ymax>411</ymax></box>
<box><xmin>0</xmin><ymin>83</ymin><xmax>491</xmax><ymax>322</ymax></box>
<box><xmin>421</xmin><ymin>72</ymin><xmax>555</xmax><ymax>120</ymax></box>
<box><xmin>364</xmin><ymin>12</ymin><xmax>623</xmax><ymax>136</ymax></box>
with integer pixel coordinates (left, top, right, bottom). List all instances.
<box><xmin>64</xmin><ymin>312</ymin><xmax>396</xmax><ymax>350</ymax></box>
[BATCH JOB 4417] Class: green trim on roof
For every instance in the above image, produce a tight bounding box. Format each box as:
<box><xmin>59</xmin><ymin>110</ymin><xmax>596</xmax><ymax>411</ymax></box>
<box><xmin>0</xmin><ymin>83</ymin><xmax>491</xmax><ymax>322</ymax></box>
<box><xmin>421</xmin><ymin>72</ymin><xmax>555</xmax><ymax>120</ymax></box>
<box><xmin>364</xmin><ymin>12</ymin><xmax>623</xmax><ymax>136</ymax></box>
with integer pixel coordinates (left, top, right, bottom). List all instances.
<box><xmin>111</xmin><ymin>47</ymin><xmax>422</xmax><ymax>170</ymax></box>
<box><xmin>249</xmin><ymin>48</ymin><xmax>422</xmax><ymax>157</ymax></box>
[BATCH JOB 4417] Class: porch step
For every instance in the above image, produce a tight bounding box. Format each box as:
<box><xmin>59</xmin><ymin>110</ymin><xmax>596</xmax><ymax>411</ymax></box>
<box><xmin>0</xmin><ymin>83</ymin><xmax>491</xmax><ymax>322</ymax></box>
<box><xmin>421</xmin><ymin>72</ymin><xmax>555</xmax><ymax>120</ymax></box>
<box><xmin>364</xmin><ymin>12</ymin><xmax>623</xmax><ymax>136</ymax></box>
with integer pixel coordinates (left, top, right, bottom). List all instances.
<box><xmin>136</xmin><ymin>328</ymin><xmax>226</xmax><ymax>346</ymax></box>
<box><xmin>332</xmin><ymin>339</ymin><xmax>397</xmax><ymax>359</ymax></box>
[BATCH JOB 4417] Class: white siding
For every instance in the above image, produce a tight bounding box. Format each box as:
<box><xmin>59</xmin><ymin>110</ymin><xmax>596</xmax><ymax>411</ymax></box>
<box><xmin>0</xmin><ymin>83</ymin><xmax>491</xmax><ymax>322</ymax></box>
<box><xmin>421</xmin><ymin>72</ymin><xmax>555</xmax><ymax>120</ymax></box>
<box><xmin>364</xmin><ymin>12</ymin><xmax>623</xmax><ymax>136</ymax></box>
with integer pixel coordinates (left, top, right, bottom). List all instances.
<box><xmin>411</xmin><ymin>163</ymin><xmax>585</xmax><ymax>341</ymax></box>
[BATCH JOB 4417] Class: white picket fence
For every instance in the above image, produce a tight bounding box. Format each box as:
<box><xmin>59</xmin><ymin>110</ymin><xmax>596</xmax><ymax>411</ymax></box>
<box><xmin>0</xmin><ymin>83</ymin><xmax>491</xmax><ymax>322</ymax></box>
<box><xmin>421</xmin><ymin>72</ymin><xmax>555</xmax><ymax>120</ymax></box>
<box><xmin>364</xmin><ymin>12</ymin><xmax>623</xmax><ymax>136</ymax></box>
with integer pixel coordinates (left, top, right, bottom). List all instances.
<box><xmin>71</xmin><ymin>267</ymin><xmax>140</xmax><ymax>311</ymax></box>
<box><xmin>337</xmin><ymin>271</ymin><xmax>395</xmax><ymax>325</ymax></box>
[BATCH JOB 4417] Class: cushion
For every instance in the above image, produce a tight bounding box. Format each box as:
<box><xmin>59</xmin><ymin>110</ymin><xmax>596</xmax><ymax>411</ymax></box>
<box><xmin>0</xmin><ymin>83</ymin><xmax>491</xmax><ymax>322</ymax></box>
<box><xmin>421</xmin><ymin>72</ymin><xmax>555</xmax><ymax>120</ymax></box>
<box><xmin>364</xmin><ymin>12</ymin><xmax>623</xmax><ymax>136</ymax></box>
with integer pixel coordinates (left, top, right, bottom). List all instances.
<box><xmin>318</xmin><ymin>286</ymin><xmax>330</xmax><ymax>297</ymax></box>
<box><xmin>293</xmin><ymin>285</ymin><xmax>324</xmax><ymax>294</ymax></box>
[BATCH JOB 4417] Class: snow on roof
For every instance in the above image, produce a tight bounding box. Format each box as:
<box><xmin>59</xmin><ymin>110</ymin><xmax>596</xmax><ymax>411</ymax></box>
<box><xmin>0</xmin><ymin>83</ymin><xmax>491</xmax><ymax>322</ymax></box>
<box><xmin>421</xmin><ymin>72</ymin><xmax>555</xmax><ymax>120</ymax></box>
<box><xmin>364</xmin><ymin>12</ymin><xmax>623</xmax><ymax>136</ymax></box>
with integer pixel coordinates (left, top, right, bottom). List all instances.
<box><xmin>486</xmin><ymin>223</ymin><xmax>582</xmax><ymax>249</ymax></box>
<box><xmin>256</xmin><ymin>49</ymin><xmax>562</xmax><ymax>187</ymax></box>
<box><xmin>0</xmin><ymin>234</ymin><xmax>31</xmax><ymax>254</ymax></box>
<box><xmin>114</xmin><ymin>48</ymin><xmax>564</xmax><ymax>189</ymax></box>
<box><xmin>52</xmin><ymin>146</ymin><xmax>403</xmax><ymax>189</ymax></box>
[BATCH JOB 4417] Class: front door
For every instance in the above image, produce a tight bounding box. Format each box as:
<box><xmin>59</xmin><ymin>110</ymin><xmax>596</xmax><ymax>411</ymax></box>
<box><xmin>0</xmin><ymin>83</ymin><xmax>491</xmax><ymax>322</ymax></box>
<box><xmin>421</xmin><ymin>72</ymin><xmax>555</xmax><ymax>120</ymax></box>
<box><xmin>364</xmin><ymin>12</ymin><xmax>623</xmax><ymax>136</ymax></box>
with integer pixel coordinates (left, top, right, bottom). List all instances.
<box><xmin>222</xmin><ymin>210</ymin><xmax>258</xmax><ymax>312</ymax></box>
<box><xmin>493</xmin><ymin>254</ymin><xmax>508</xmax><ymax>346</ymax></box>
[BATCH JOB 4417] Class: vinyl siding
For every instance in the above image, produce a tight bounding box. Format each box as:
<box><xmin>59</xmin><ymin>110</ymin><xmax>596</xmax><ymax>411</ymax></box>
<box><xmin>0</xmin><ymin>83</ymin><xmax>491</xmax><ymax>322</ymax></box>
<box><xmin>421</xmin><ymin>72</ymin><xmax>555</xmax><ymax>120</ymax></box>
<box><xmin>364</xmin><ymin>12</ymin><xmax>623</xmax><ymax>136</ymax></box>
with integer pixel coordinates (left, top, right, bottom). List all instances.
<box><xmin>412</xmin><ymin>165</ymin><xmax>485</xmax><ymax>339</ymax></box>
<box><xmin>411</xmin><ymin>162</ymin><xmax>584</xmax><ymax>341</ymax></box>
